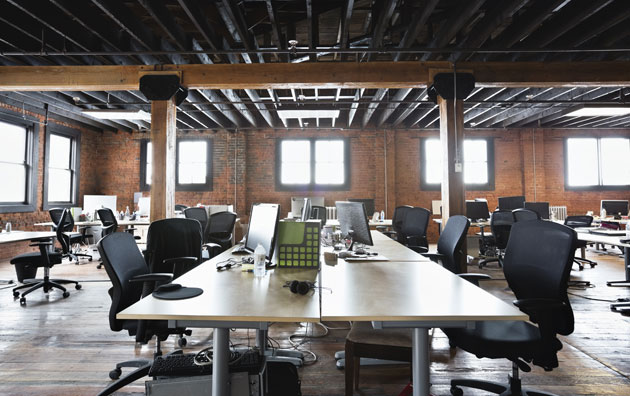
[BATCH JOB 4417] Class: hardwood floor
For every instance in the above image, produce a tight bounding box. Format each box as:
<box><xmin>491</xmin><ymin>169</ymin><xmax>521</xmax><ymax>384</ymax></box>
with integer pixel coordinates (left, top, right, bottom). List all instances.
<box><xmin>0</xmin><ymin>244</ymin><xmax>629</xmax><ymax>395</ymax></box>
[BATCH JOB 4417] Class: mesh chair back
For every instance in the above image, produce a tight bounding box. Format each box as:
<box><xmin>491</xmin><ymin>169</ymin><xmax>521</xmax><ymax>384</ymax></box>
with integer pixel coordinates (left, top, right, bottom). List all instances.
<box><xmin>184</xmin><ymin>207</ymin><xmax>208</xmax><ymax>240</ymax></box>
<box><xmin>490</xmin><ymin>210</ymin><xmax>513</xmax><ymax>249</ymax></box>
<box><xmin>97</xmin><ymin>232</ymin><xmax>147</xmax><ymax>332</ymax></box>
<box><xmin>436</xmin><ymin>215</ymin><xmax>471</xmax><ymax>274</ymax></box>
<box><xmin>310</xmin><ymin>206</ymin><xmax>327</xmax><ymax>223</ymax></box>
<box><xmin>49</xmin><ymin>208</ymin><xmax>72</xmax><ymax>232</ymax></box>
<box><xmin>512</xmin><ymin>208</ymin><xmax>541</xmax><ymax>222</ymax></box>
<box><xmin>175</xmin><ymin>204</ymin><xmax>188</xmax><ymax>211</ymax></box>
<box><xmin>54</xmin><ymin>209</ymin><xmax>74</xmax><ymax>254</ymax></box>
<box><xmin>564</xmin><ymin>215</ymin><xmax>593</xmax><ymax>228</ymax></box>
<box><xmin>208</xmin><ymin>211</ymin><xmax>237</xmax><ymax>238</ymax></box>
<box><xmin>503</xmin><ymin>220</ymin><xmax>576</xmax><ymax>336</ymax></box>
<box><xmin>97</xmin><ymin>208</ymin><xmax>118</xmax><ymax>237</ymax></box>
<box><xmin>392</xmin><ymin>205</ymin><xmax>413</xmax><ymax>243</ymax></box>
<box><xmin>400</xmin><ymin>207</ymin><xmax>431</xmax><ymax>250</ymax></box>
<box><xmin>145</xmin><ymin>218</ymin><xmax>203</xmax><ymax>277</ymax></box>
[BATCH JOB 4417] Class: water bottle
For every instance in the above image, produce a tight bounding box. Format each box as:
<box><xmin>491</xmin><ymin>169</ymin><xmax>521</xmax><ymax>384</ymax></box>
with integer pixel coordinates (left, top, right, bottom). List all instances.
<box><xmin>625</xmin><ymin>222</ymin><xmax>630</xmax><ymax>239</ymax></box>
<box><xmin>125</xmin><ymin>206</ymin><xmax>130</xmax><ymax>218</ymax></box>
<box><xmin>254</xmin><ymin>243</ymin><xmax>266</xmax><ymax>277</ymax></box>
<box><xmin>380</xmin><ymin>210</ymin><xmax>385</xmax><ymax>222</ymax></box>
<box><xmin>601</xmin><ymin>207</ymin><xmax>607</xmax><ymax>219</ymax></box>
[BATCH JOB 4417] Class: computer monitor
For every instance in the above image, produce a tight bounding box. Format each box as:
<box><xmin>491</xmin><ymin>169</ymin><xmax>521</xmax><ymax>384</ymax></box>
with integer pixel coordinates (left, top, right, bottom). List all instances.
<box><xmin>601</xmin><ymin>200</ymin><xmax>629</xmax><ymax>216</ymax></box>
<box><xmin>348</xmin><ymin>198</ymin><xmax>375</xmax><ymax>218</ymax></box>
<box><xmin>431</xmin><ymin>200</ymin><xmax>442</xmax><ymax>215</ymax></box>
<box><xmin>466</xmin><ymin>201</ymin><xmax>490</xmax><ymax>221</ymax></box>
<box><xmin>244</xmin><ymin>203</ymin><xmax>281</xmax><ymax>262</ymax></box>
<box><xmin>300</xmin><ymin>198</ymin><xmax>311</xmax><ymax>222</ymax></box>
<box><xmin>497</xmin><ymin>196</ymin><xmax>525</xmax><ymax>211</ymax></box>
<box><xmin>290</xmin><ymin>196</ymin><xmax>325</xmax><ymax>218</ymax></box>
<box><xmin>524</xmin><ymin>202</ymin><xmax>550</xmax><ymax>220</ymax></box>
<box><xmin>336</xmin><ymin>201</ymin><xmax>373</xmax><ymax>250</ymax></box>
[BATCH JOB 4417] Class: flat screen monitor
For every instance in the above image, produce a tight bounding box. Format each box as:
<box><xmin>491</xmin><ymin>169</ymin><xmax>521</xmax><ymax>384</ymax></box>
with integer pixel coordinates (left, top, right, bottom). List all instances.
<box><xmin>466</xmin><ymin>201</ymin><xmax>490</xmax><ymax>221</ymax></box>
<box><xmin>138</xmin><ymin>197</ymin><xmax>151</xmax><ymax>217</ymax></box>
<box><xmin>601</xmin><ymin>200</ymin><xmax>629</xmax><ymax>216</ymax></box>
<box><xmin>244</xmin><ymin>203</ymin><xmax>280</xmax><ymax>262</ymax></box>
<box><xmin>348</xmin><ymin>198</ymin><xmax>375</xmax><ymax>218</ymax></box>
<box><xmin>336</xmin><ymin>201</ymin><xmax>373</xmax><ymax>249</ymax></box>
<box><xmin>524</xmin><ymin>202</ymin><xmax>550</xmax><ymax>220</ymax></box>
<box><xmin>84</xmin><ymin>195</ymin><xmax>117</xmax><ymax>218</ymax></box>
<box><xmin>431</xmin><ymin>200</ymin><xmax>442</xmax><ymax>215</ymax></box>
<box><xmin>498</xmin><ymin>196</ymin><xmax>525</xmax><ymax>211</ymax></box>
<box><xmin>290</xmin><ymin>196</ymin><xmax>325</xmax><ymax>218</ymax></box>
<box><xmin>300</xmin><ymin>198</ymin><xmax>311</xmax><ymax>222</ymax></box>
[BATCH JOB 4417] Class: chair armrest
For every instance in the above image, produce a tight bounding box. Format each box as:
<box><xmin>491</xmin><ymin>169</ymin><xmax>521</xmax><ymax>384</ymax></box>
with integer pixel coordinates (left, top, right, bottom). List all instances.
<box><xmin>129</xmin><ymin>273</ymin><xmax>173</xmax><ymax>283</ymax></box>
<box><xmin>458</xmin><ymin>273</ymin><xmax>491</xmax><ymax>286</ymax></box>
<box><xmin>421</xmin><ymin>252</ymin><xmax>444</xmax><ymax>262</ymax></box>
<box><xmin>163</xmin><ymin>256</ymin><xmax>199</xmax><ymax>278</ymax></box>
<box><xmin>29</xmin><ymin>241</ymin><xmax>53</xmax><ymax>247</ymax></box>
<box><xmin>202</xmin><ymin>242</ymin><xmax>221</xmax><ymax>250</ymax></box>
<box><xmin>513</xmin><ymin>298</ymin><xmax>566</xmax><ymax>312</ymax></box>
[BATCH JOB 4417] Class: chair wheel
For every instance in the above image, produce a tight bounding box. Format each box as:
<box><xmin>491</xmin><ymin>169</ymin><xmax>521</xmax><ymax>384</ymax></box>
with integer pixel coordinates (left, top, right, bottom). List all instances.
<box><xmin>450</xmin><ymin>385</ymin><xmax>464</xmax><ymax>396</ymax></box>
<box><xmin>20</xmin><ymin>297</ymin><xmax>26</xmax><ymax>305</ymax></box>
<box><xmin>97</xmin><ymin>264</ymin><xmax>102</xmax><ymax>269</ymax></box>
<box><xmin>109</xmin><ymin>368</ymin><xmax>122</xmax><ymax>380</ymax></box>
<box><xmin>178</xmin><ymin>337</ymin><xmax>187</xmax><ymax>347</ymax></box>
<box><xmin>75</xmin><ymin>284</ymin><xmax>82</xmax><ymax>290</ymax></box>
<box><xmin>88</xmin><ymin>258</ymin><xmax>93</xmax><ymax>261</ymax></box>
<box><xmin>13</xmin><ymin>291</ymin><xmax>20</xmax><ymax>298</ymax></box>
<box><xmin>62</xmin><ymin>291</ymin><xmax>70</xmax><ymax>298</ymax></box>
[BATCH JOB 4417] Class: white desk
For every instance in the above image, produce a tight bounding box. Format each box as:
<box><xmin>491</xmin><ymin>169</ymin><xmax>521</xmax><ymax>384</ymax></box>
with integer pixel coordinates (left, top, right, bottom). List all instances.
<box><xmin>34</xmin><ymin>218</ymin><xmax>151</xmax><ymax>227</ymax></box>
<box><xmin>576</xmin><ymin>229</ymin><xmax>630</xmax><ymax>285</ymax></box>
<box><xmin>324</xmin><ymin>230</ymin><xmax>429</xmax><ymax>262</ymax></box>
<box><xmin>0</xmin><ymin>231</ymin><xmax>56</xmax><ymax>244</ymax></box>
<box><xmin>326</xmin><ymin>218</ymin><xmax>392</xmax><ymax>228</ymax></box>
<box><xmin>321</xmin><ymin>260</ymin><xmax>526</xmax><ymax>396</ymax></box>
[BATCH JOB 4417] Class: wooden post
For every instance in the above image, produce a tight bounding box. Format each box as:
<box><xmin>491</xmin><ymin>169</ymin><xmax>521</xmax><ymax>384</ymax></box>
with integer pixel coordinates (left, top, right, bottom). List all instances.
<box><xmin>150</xmin><ymin>98</ymin><xmax>177</xmax><ymax>221</ymax></box>
<box><xmin>439</xmin><ymin>96</ymin><xmax>467</xmax><ymax>272</ymax></box>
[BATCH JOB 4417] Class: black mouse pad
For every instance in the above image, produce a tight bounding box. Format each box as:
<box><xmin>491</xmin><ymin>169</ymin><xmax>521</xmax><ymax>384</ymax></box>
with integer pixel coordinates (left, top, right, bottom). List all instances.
<box><xmin>153</xmin><ymin>287</ymin><xmax>203</xmax><ymax>300</ymax></box>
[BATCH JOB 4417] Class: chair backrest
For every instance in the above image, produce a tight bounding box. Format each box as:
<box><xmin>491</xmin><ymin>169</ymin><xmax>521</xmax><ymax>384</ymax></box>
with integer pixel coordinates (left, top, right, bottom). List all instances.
<box><xmin>184</xmin><ymin>207</ymin><xmax>208</xmax><ymax>240</ymax></box>
<box><xmin>490</xmin><ymin>210</ymin><xmax>514</xmax><ymax>249</ymax></box>
<box><xmin>564</xmin><ymin>215</ymin><xmax>593</xmax><ymax>228</ymax></box>
<box><xmin>97</xmin><ymin>232</ymin><xmax>148</xmax><ymax>332</ymax></box>
<box><xmin>512</xmin><ymin>208</ymin><xmax>541</xmax><ymax>222</ymax></box>
<box><xmin>97</xmin><ymin>208</ymin><xmax>118</xmax><ymax>237</ymax></box>
<box><xmin>145</xmin><ymin>218</ymin><xmax>203</xmax><ymax>277</ymax></box>
<box><xmin>54</xmin><ymin>209</ymin><xmax>73</xmax><ymax>254</ymax></box>
<box><xmin>400</xmin><ymin>207</ymin><xmax>431</xmax><ymax>249</ymax></box>
<box><xmin>175</xmin><ymin>204</ymin><xmax>188</xmax><ymax>212</ymax></box>
<box><xmin>503</xmin><ymin>220</ymin><xmax>576</xmax><ymax>338</ymax></box>
<box><xmin>436</xmin><ymin>215</ymin><xmax>471</xmax><ymax>274</ymax></box>
<box><xmin>310</xmin><ymin>205</ymin><xmax>327</xmax><ymax>223</ymax></box>
<box><xmin>208</xmin><ymin>211</ymin><xmax>237</xmax><ymax>238</ymax></box>
<box><xmin>49</xmin><ymin>208</ymin><xmax>72</xmax><ymax>232</ymax></box>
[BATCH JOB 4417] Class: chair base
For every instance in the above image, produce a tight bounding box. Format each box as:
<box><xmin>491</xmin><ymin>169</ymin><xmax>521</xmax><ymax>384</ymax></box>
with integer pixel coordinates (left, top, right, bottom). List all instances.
<box><xmin>450</xmin><ymin>377</ymin><xmax>559</xmax><ymax>396</ymax></box>
<box><xmin>478</xmin><ymin>256</ymin><xmax>502</xmax><ymax>269</ymax></box>
<box><xmin>12</xmin><ymin>275</ymin><xmax>81</xmax><ymax>305</ymax></box>
<box><xmin>97</xmin><ymin>361</ymin><xmax>151</xmax><ymax>396</ymax></box>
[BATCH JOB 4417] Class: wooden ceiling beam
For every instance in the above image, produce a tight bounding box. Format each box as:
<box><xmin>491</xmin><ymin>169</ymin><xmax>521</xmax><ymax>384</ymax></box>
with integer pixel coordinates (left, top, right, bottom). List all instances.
<box><xmin>2</xmin><ymin>61</ymin><xmax>630</xmax><ymax>91</ymax></box>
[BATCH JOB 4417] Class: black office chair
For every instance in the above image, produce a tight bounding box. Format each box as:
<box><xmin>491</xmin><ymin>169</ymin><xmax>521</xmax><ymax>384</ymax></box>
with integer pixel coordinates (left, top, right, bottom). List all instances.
<box><xmin>310</xmin><ymin>205</ymin><xmax>327</xmax><ymax>224</ymax></box>
<box><xmin>207</xmin><ymin>211</ymin><xmax>238</xmax><ymax>253</ymax></box>
<box><xmin>183</xmin><ymin>207</ymin><xmax>208</xmax><ymax>236</ymax></box>
<box><xmin>97</xmin><ymin>232</ymin><xmax>186</xmax><ymax>396</ymax></box>
<box><xmin>175</xmin><ymin>204</ymin><xmax>188</xmax><ymax>212</ymax></box>
<box><xmin>512</xmin><ymin>208</ymin><xmax>541</xmax><ymax>222</ymax></box>
<box><xmin>564</xmin><ymin>215</ymin><xmax>597</xmax><ymax>271</ymax></box>
<box><xmin>382</xmin><ymin>205</ymin><xmax>413</xmax><ymax>243</ymax></box>
<box><xmin>401</xmin><ymin>207</ymin><xmax>431</xmax><ymax>253</ymax></box>
<box><xmin>145</xmin><ymin>218</ymin><xmax>203</xmax><ymax>279</ymax></box>
<box><xmin>344</xmin><ymin>215</ymin><xmax>473</xmax><ymax>395</ymax></box>
<box><xmin>51</xmin><ymin>208</ymin><xmax>93</xmax><ymax>263</ymax></box>
<box><xmin>444</xmin><ymin>220</ymin><xmax>577</xmax><ymax>396</ymax></box>
<box><xmin>52</xmin><ymin>207</ymin><xmax>93</xmax><ymax>246</ymax></box>
<box><xmin>478</xmin><ymin>210</ymin><xmax>513</xmax><ymax>269</ymax></box>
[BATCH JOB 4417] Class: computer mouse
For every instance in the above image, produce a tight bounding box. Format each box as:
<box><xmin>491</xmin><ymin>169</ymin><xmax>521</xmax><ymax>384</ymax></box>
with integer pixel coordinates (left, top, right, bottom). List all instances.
<box><xmin>354</xmin><ymin>248</ymin><xmax>367</xmax><ymax>255</ymax></box>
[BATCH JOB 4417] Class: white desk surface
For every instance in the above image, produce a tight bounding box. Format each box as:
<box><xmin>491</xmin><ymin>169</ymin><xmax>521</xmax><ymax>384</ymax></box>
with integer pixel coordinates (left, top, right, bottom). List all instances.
<box><xmin>0</xmin><ymin>231</ymin><xmax>57</xmax><ymax>244</ymax></box>
<box><xmin>321</xmin><ymin>259</ymin><xmax>526</xmax><ymax>322</ymax></box>
<box><xmin>34</xmin><ymin>218</ymin><xmax>151</xmax><ymax>227</ymax></box>
<box><xmin>326</xmin><ymin>218</ymin><xmax>392</xmax><ymax>228</ymax></box>
<box><xmin>117</xmin><ymin>247</ymin><xmax>320</xmax><ymax>323</ymax></box>
<box><xmin>576</xmin><ymin>229</ymin><xmax>630</xmax><ymax>247</ymax></box>
<box><xmin>341</xmin><ymin>230</ymin><xmax>429</xmax><ymax>262</ymax></box>
<box><xmin>433</xmin><ymin>218</ymin><xmax>489</xmax><ymax>227</ymax></box>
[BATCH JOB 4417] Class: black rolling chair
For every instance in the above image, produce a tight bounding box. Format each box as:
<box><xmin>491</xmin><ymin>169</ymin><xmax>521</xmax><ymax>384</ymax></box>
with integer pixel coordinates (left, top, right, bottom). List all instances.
<box><xmin>444</xmin><ymin>220</ymin><xmax>577</xmax><ymax>396</ymax></box>
<box><xmin>382</xmin><ymin>205</ymin><xmax>413</xmax><ymax>243</ymax></box>
<box><xmin>401</xmin><ymin>207</ymin><xmax>431</xmax><ymax>253</ymax></box>
<box><xmin>97</xmin><ymin>232</ymin><xmax>186</xmax><ymax>396</ymax></box>
<box><xmin>183</xmin><ymin>207</ymin><xmax>208</xmax><ymax>236</ymax></box>
<box><xmin>310</xmin><ymin>205</ymin><xmax>327</xmax><ymax>224</ymax></box>
<box><xmin>564</xmin><ymin>215</ymin><xmax>597</xmax><ymax>271</ymax></box>
<box><xmin>512</xmin><ymin>208</ymin><xmax>541</xmax><ymax>222</ymax></box>
<box><xmin>98</xmin><ymin>208</ymin><xmax>141</xmax><ymax>239</ymax></box>
<box><xmin>175</xmin><ymin>204</ymin><xmax>188</xmax><ymax>212</ymax></box>
<box><xmin>51</xmin><ymin>208</ymin><xmax>93</xmax><ymax>263</ymax></box>
<box><xmin>51</xmin><ymin>207</ymin><xmax>94</xmax><ymax>247</ymax></box>
<box><xmin>183</xmin><ymin>207</ymin><xmax>222</xmax><ymax>258</ymax></box>
<box><xmin>145</xmin><ymin>218</ymin><xmax>203</xmax><ymax>279</ymax></box>
<box><xmin>478</xmin><ymin>210</ymin><xmax>513</xmax><ymax>269</ymax></box>
<box><xmin>207</xmin><ymin>211</ymin><xmax>238</xmax><ymax>253</ymax></box>
<box><xmin>421</xmin><ymin>215</ymin><xmax>471</xmax><ymax>274</ymax></box>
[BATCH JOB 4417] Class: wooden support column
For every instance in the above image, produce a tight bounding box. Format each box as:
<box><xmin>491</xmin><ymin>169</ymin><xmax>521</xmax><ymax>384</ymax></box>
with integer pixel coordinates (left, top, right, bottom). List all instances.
<box><xmin>150</xmin><ymin>98</ymin><xmax>177</xmax><ymax>221</ymax></box>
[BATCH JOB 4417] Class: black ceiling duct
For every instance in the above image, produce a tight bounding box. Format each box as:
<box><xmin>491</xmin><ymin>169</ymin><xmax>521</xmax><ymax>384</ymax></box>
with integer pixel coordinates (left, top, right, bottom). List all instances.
<box><xmin>139</xmin><ymin>75</ymin><xmax>188</xmax><ymax>105</ymax></box>
<box><xmin>428</xmin><ymin>73</ymin><xmax>475</xmax><ymax>104</ymax></box>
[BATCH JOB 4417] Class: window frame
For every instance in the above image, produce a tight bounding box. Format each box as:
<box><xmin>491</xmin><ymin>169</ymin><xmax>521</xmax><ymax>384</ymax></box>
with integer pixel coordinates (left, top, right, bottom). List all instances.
<box><xmin>419</xmin><ymin>137</ymin><xmax>495</xmax><ymax>191</ymax></box>
<box><xmin>0</xmin><ymin>111</ymin><xmax>39</xmax><ymax>213</ymax></box>
<box><xmin>140</xmin><ymin>137</ymin><xmax>213</xmax><ymax>192</ymax></box>
<box><xmin>43</xmin><ymin>125</ymin><xmax>80</xmax><ymax>210</ymax></box>
<box><xmin>564</xmin><ymin>136</ymin><xmax>630</xmax><ymax>191</ymax></box>
<box><xmin>275</xmin><ymin>137</ymin><xmax>351</xmax><ymax>191</ymax></box>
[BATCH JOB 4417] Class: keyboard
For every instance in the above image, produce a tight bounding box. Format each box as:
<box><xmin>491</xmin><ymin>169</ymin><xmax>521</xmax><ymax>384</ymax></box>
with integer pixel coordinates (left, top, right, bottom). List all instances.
<box><xmin>148</xmin><ymin>350</ymin><xmax>261</xmax><ymax>377</ymax></box>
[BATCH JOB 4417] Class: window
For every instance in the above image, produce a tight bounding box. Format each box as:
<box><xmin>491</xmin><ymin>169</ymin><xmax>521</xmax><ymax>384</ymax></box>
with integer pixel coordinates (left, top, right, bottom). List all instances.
<box><xmin>140</xmin><ymin>138</ymin><xmax>213</xmax><ymax>191</ymax></box>
<box><xmin>0</xmin><ymin>116</ymin><xmax>38</xmax><ymax>213</ymax></box>
<box><xmin>43</xmin><ymin>126</ymin><xmax>80</xmax><ymax>210</ymax></box>
<box><xmin>565</xmin><ymin>137</ymin><xmax>630</xmax><ymax>190</ymax></box>
<box><xmin>276</xmin><ymin>138</ymin><xmax>350</xmax><ymax>191</ymax></box>
<box><xmin>420</xmin><ymin>138</ymin><xmax>495</xmax><ymax>190</ymax></box>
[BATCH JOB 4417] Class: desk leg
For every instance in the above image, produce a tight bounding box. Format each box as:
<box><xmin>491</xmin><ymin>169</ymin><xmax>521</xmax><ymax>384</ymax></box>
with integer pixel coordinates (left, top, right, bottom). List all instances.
<box><xmin>607</xmin><ymin>246</ymin><xmax>630</xmax><ymax>287</ymax></box>
<box><xmin>212</xmin><ymin>327</ymin><xmax>230</xmax><ymax>395</ymax></box>
<box><xmin>412</xmin><ymin>328</ymin><xmax>430</xmax><ymax>396</ymax></box>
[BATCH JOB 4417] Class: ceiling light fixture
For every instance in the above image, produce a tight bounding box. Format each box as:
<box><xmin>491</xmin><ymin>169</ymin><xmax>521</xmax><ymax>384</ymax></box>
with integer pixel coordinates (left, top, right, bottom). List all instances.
<box><xmin>82</xmin><ymin>109</ymin><xmax>152</xmax><ymax>120</ymax></box>
<box><xmin>277</xmin><ymin>109</ymin><xmax>340</xmax><ymax>120</ymax></box>
<box><xmin>565</xmin><ymin>107</ymin><xmax>630</xmax><ymax>117</ymax></box>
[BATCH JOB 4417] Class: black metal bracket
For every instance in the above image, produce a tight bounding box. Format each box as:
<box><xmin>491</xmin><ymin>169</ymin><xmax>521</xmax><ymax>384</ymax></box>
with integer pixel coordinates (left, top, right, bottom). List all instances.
<box><xmin>139</xmin><ymin>75</ymin><xmax>188</xmax><ymax>105</ymax></box>
<box><xmin>428</xmin><ymin>72</ymin><xmax>475</xmax><ymax>104</ymax></box>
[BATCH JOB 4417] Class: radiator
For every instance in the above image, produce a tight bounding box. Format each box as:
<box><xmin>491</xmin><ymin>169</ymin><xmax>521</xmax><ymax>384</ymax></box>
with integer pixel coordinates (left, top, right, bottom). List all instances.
<box><xmin>326</xmin><ymin>206</ymin><xmax>337</xmax><ymax>220</ymax></box>
<box><xmin>550</xmin><ymin>205</ymin><xmax>567</xmax><ymax>221</ymax></box>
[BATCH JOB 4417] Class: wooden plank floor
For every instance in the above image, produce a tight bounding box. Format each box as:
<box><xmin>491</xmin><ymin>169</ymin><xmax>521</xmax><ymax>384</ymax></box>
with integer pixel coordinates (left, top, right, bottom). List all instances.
<box><xmin>0</xmin><ymin>245</ymin><xmax>629</xmax><ymax>395</ymax></box>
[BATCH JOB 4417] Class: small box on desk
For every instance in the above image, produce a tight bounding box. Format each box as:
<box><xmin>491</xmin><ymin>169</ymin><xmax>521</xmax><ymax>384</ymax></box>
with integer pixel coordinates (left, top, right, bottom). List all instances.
<box><xmin>276</xmin><ymin>220</ymin><xmax>321</xmax><ymax>268</ymax></box>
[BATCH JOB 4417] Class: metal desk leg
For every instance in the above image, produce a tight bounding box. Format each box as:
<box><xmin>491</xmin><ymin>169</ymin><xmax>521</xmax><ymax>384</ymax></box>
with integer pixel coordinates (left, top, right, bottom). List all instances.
<box><xmin>607</xmin><ymin>246</ymin><xmax>630</xmax><ymax>287</ymax></box>
<box><xmin>212</xmin><ymin>327</ymin><xmax>230</xmax><ymax>396</ymax></box>
<box><xmin>412</xmin><ymin>328</ymin><xmax>430</xmax><ymax>396</ymax></box>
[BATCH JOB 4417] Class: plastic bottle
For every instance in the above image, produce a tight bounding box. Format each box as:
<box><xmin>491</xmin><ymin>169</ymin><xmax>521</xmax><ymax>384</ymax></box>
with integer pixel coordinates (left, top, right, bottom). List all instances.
<box><xmin>625</xmin><ymin>221</ymin><xmax>630</xmax><ymax>239</ymax></box>
<box><xmin>254</xmin><ymin>243</ymin><xmax>266</xmax><ymax>277</ymax></box>
<box><xmin>601</xmin><ymin>207</ymin><xmax>607</xmax><ymax>219</ymax></box>
<box><xmin>380</xmin><ymin>210</ymin><xmax>385</xmax><ymax>222</ymax></box>
<box><xmin>125</xmin><ymin>206</ymin><xmax>130</xmax><ymax>218</ymax></box>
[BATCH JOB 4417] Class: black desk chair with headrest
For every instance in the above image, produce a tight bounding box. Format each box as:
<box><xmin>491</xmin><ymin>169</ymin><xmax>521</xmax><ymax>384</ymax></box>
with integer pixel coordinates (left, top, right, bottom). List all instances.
<box><xmin>145</xmin><ymin>218</ymin><xmax>203</xmax><ymax>279</ymax></box>
<box><xmin>207</xmin><ymin>211</ymin><xmax>238</xmax><ymax>253</ymax></box>
<box><xmin>97</xmin><ymin>232</ymin><xmax>186</xmax><ymax>396</ymax></box>
<box><xmin>445</xmin><ymin>220</ymin><xmax>577</xmax><ymax>396</ymax></box>
<box><xmin>382</xmin><ymin>205</ymin><xmax>413</xmax><ymax>243</ymax></box>
<box><xmin>512</xmin><ymin>208</ymin><xmax>541</xmax><ymax>222</ymax></box>
<box><xmin>401</xmin><ymin>207</ymin><xmax>431</xmax><ymax>253</ymax></box>
<box><xmin>51</xmin><ymin>208</ymin><xmax>93</xmax><ymax>264</ymax></box>
<box><xmin>479</xmin><ymin>210</ymin><xmax>513</xmax><ymax>269</ymax></box>
<box><xmin>310</xmin><ymin>205</ymin><xmax>327</xmax><ymax>224</ymax></box>
<box><xmin>564</xmin><ymin>215</ymin><xmax>597</xmax><ymax>271</ymax></box>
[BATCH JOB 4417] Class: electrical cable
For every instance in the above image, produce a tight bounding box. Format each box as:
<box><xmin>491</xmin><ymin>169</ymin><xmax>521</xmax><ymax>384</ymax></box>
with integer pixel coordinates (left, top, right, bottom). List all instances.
<box><xmin>567</xmin><ymin>291</ymin><xmax>617</xmax><ymax>303</ymax></box>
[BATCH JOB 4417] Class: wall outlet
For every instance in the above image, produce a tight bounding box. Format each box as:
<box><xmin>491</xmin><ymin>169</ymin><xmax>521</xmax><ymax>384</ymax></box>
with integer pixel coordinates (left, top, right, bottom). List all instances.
<box><xmin>454</xmin><ymin>162</ymin><xmax>463</xmax><ymax>172</ymax></box>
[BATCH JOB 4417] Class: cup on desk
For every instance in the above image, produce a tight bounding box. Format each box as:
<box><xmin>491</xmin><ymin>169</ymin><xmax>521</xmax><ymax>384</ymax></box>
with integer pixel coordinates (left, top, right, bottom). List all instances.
<box><xmin>5</xmin><ymin>222</ymin><xmax>11</xmax><ymax>233</ymax></box>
